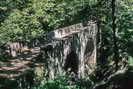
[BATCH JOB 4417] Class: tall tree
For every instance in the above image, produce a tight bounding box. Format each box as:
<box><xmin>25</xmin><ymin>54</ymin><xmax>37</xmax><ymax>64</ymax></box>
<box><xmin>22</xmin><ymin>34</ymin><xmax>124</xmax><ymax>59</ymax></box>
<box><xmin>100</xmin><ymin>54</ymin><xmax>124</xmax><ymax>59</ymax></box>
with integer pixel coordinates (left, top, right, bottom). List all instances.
<box><xmin>111</xmin><ymin>0</ymin><xmax>119</xmax><ymax>68</ymax></box>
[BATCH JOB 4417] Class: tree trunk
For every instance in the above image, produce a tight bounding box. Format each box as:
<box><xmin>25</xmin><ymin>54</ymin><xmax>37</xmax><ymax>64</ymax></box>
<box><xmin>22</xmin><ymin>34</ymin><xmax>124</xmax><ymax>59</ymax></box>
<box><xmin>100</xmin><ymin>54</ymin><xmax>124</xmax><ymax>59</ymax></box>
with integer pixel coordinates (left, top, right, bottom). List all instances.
<box><xmin>112</xmin><ymin>0</ymin><xmax>119</xmax><ymax>69</ymax></box>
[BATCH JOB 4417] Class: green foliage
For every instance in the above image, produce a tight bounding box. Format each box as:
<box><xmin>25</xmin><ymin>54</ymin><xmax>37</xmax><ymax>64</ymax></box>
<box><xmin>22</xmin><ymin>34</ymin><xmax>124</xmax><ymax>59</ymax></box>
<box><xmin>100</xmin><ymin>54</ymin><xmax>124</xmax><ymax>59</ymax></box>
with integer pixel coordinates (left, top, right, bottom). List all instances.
<box><xmin>0</xmin><ymin>9</ymin><xmax>43</xmax><ymax>42</ymax></box>
<box><xmin>0</xmin><ymin>0</ymin><xmax>98</xmax><ymax>43</ymax></box>
<box><xmin>96</xmin><ymin>0</ymin><xmax>133</xmax><ymax>65</ymax></box>
<box><xmin>32</xmin><ymin>75</ymin><xmax>93</xmax><ymax>89</ymax></box>
<box><xmin>128</xmin><ymin>56</ymin><xmax>133</xmax><ymax>66</ymax></box>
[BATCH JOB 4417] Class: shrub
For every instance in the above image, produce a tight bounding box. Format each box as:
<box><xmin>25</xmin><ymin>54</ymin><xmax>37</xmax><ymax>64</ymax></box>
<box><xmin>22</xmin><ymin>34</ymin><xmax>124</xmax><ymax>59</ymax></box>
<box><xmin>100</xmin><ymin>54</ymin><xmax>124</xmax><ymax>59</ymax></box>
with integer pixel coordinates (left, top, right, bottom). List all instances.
<box><xmin>32</xmin><ymin>75</ymin><xmax>93</xmax><ymax>89</ymax></box>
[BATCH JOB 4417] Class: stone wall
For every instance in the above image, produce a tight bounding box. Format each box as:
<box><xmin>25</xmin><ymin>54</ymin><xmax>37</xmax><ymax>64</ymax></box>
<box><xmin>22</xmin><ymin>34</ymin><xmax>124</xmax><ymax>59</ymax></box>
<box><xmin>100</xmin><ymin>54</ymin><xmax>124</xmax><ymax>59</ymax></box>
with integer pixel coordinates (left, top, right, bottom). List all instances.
<box><xmin>2</xmin><ymin>41</ymin><xmax>29</xmax><ymax>57</ymax></box>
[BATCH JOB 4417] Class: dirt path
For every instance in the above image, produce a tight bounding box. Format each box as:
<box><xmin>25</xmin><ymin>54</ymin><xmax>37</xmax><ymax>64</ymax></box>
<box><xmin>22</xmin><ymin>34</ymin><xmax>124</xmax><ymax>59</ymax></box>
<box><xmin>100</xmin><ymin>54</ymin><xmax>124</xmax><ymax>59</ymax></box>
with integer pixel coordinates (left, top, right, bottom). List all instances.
<box><xmin>0</xmin><ymin>47</ymin><xmax>41</xmax><ymax>88</ymax></box>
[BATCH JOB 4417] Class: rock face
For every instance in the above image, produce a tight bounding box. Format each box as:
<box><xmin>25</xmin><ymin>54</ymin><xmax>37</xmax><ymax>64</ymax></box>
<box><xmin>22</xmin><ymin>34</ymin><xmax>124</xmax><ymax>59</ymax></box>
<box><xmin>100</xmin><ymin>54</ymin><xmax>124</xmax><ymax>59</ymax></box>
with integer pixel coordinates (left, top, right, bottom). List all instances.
<box><xmin>41</xmin><ymin>21</ymin><xmax>97</xmax><ymax>78</ymax></box>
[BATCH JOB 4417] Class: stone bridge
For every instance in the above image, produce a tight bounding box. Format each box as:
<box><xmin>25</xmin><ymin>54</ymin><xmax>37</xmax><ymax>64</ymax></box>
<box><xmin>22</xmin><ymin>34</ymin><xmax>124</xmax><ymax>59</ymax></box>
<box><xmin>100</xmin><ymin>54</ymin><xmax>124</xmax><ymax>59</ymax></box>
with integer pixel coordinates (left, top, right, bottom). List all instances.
<box><xmin>40</xmin><ymin>21</ymin><xmax>97</xmax><ymax>78</ymax></box>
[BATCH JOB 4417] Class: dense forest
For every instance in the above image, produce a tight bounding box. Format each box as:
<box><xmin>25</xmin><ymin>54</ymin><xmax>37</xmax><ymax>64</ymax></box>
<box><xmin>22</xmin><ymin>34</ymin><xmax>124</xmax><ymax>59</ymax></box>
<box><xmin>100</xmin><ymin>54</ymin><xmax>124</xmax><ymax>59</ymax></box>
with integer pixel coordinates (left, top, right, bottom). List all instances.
<box><xmin>0</xmin><ymin>0</ymin><xmax>133</xmax><ymax>89</ymax></box>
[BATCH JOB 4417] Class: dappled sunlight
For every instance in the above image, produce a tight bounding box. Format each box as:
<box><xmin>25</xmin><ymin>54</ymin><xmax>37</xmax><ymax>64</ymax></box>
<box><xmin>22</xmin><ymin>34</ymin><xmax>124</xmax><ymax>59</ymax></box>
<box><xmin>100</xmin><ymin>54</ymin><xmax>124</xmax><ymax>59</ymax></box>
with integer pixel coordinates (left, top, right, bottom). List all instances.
<box><xmin>0</xmin><ymin>0</ymin><xmax>132</xmax><ymax>89</ymax></box>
